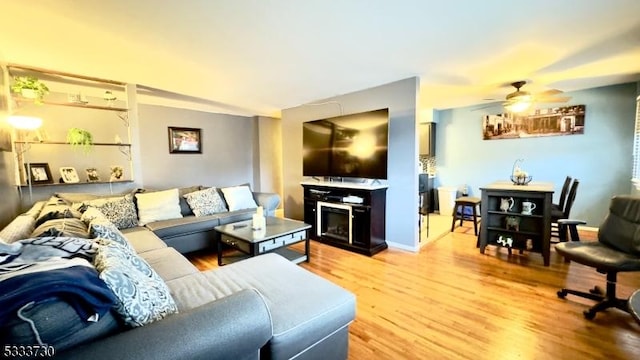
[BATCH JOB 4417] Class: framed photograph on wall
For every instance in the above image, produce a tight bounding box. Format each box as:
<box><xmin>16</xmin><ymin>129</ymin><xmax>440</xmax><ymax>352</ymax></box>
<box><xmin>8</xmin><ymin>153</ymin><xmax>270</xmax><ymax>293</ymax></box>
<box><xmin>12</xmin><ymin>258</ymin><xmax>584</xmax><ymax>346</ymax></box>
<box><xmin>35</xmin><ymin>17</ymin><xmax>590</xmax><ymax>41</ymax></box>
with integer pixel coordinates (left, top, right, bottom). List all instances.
<box><xmin>60</xmin><ymin>167</ymin><xmax>80</xmax><ymax>183</ymax></box>
<box><xmin>25</xmin><ymin>163</ymin><xmax>53</xmax><ymax>184</ymax></box>
<box><xmin>168</xmin><ymin>127</ymin><xmax>202</xmax><ymax>154</ymax></box>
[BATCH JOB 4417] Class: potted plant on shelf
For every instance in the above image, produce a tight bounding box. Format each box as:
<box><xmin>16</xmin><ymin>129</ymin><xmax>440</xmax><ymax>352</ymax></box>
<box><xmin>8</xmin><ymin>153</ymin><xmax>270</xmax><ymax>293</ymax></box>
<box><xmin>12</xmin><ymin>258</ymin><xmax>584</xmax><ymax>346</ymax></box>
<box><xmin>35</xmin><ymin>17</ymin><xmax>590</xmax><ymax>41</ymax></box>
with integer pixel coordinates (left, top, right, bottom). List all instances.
<box><xmin>10</xmin><ymin>76</ymin><xmax>50</xmax><ymax>104</ymax></box>
<box><xmin>67</xmin><ymin>128</ymin><xmax>94</xmax><ymax>153</ymax></box>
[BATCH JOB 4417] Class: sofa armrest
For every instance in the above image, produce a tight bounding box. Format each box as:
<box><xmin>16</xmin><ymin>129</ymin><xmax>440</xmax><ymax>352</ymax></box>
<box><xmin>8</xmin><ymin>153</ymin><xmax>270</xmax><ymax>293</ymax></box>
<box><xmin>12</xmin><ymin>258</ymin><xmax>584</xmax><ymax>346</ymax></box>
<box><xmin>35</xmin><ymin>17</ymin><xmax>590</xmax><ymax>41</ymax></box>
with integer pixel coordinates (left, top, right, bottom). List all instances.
<box><xmin>253</xmin><ymin>192</ymin><xmax>281</xmax><ymax>216</ymax></box>
<box><xmin>57</xmin><ymin>289</ymin><xmax>272</xmax><ymax>360</ymax></box>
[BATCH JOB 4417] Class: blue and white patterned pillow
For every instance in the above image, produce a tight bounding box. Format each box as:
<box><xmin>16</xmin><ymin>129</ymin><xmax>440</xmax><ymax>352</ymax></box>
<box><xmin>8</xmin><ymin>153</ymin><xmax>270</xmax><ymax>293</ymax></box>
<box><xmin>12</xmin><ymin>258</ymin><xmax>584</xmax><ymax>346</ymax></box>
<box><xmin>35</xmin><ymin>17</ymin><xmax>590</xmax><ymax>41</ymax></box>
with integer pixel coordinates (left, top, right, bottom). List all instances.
<box><xmin>183</xmin><ymin>187</ymin><xmax>228</xmax><ymax>217</ymax></box>
<box><xmin>90</xmin><ymin>221</ymin><xmax>134</xmax><ymax>252</ymax></box>
<box><xmin>81</xmin><ymin>207</ymin><xmax>134</xmax><ymax>252</ymax></box>
<box><xmin>93</xmin><ymin>243</ymin><xmax>178</xmax><ymax>327</ymax></box>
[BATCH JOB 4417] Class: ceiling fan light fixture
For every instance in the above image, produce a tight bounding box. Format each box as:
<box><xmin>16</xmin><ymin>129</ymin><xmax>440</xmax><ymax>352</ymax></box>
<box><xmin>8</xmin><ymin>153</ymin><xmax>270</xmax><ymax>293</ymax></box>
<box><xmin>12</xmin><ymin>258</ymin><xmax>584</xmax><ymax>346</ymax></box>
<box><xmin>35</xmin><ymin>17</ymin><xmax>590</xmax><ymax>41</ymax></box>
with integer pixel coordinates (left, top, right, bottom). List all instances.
<box><xmin>505</xmin><ymin>100</ymin><xmax>531</xmax><ymax>113</ymax></box>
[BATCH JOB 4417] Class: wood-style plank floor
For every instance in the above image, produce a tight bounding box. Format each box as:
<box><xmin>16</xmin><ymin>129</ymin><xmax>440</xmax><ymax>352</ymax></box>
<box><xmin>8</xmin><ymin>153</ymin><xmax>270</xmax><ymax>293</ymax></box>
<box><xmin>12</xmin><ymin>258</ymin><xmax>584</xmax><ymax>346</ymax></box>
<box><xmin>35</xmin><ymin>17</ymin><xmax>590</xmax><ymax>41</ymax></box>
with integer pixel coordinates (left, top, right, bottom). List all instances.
<box><xmin>188</xmin><ymin>224</ymin><xmax>640</xmax><ymax>360</ymax></box>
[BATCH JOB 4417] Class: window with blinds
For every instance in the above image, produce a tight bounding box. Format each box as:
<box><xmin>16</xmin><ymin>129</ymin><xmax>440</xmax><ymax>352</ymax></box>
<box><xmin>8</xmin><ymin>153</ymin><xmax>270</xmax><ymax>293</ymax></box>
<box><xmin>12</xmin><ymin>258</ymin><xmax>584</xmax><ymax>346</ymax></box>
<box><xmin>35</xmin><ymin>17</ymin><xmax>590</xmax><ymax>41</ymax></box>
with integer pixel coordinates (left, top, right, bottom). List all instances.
<box><xmin>632</xmin><ymin>95</ymin><xmax>640</xmax><ymax>181</ymax></box>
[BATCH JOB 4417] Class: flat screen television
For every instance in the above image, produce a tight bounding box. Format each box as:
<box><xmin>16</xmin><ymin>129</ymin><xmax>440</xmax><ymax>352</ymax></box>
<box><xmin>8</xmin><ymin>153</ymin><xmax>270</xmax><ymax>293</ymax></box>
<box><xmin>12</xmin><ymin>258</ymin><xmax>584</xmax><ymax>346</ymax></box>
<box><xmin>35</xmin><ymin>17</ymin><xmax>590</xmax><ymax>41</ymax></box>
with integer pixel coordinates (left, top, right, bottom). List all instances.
<box><xmin>302</xmin><ymin>108</ymin><xmax>389</xmax><ymax>179</ymax></box>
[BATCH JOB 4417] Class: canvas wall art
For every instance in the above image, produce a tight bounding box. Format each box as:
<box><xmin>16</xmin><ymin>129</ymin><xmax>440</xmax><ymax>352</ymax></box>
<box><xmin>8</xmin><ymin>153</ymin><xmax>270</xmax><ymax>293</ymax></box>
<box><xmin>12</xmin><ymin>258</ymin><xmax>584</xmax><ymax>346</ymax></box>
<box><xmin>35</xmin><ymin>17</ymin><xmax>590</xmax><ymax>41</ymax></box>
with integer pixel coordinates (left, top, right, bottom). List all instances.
<box><xmin>482</xmin><ymin>105</ymin><xmax>586</xmax><ymax>140</ymax></box>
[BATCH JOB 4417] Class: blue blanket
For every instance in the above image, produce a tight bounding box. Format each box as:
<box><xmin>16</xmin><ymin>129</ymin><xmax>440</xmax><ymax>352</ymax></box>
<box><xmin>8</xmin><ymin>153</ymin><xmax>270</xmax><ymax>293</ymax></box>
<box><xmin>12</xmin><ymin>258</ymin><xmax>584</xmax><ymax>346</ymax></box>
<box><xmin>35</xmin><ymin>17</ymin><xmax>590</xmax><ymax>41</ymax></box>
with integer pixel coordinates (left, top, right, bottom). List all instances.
<box><xmin>0</xmin><ymin>265</ymin><xmax>117</xmax><ymax>324</ymax></box>
<box><xmin>0</xmin><ymin>237</ymin><xmax>116</xmax><ymax>324</ymax></box>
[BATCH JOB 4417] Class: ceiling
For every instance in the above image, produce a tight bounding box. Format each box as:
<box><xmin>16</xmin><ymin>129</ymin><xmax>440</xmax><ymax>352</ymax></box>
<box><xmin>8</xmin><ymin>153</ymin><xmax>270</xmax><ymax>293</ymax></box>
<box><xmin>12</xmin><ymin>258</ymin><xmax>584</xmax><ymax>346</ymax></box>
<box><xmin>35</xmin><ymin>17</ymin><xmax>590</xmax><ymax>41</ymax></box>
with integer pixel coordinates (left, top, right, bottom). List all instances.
<box><xmin>2</xmin><ymin>0</ymin><xmax>640</xmax><ymax>117</ymax></box>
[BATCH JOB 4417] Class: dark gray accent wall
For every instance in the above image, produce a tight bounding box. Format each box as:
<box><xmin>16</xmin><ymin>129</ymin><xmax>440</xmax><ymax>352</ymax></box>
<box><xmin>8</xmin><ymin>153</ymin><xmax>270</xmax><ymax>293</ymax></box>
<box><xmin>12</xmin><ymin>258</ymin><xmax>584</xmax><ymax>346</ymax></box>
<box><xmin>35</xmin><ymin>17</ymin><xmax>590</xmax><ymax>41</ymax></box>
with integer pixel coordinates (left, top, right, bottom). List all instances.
<box><xmin>435</xmin><ymin>82</ymin><xmax>637</xmax><ymax>227</ymax></box>
<box><xmin>138</xmin><ymin>104</ymin><xmax>255</xmax><ymax>189</ymax></box>
<box><xmin>282</xmin><ymin>77</ymin><xmax>420</xmax><ymax>251</ymax></box>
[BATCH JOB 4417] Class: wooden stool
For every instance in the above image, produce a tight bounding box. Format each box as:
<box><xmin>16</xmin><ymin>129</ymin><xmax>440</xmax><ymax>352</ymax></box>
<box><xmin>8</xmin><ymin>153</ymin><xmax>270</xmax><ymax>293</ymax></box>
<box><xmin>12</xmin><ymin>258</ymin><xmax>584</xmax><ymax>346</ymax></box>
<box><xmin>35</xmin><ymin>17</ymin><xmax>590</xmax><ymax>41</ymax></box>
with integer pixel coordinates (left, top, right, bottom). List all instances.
<box><xmin>451</xmin><ymin>196</ymin><xmax>481</xmax><ymax>235</ymax></box>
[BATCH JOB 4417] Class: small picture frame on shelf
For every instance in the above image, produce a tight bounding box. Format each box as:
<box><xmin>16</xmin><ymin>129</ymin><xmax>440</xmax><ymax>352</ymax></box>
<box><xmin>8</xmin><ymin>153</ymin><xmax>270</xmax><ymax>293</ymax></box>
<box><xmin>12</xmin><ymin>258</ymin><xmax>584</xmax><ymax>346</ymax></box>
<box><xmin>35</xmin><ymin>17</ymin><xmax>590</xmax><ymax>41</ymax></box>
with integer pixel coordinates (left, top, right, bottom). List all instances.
<box><xmin>60</xmin><ymin>167</ymin><xmax>80</xmax><ymax>183</ymax></box>
<box><xmin>168</xmin><ymin>127</ymin><xmax>202</xmax><ymax>154</ymax></box>
<box><xmin>110</xmin><ymin>165</ymin><xmax>124</xmax><ymax>182</ymax></box>
<box><xmin>25</xmin><ymin>163</ymin><xmax>53</xmax><ymax>184</ymax></box>
<box><xmin>85</xmin><ymin>168</ymin><xmax>100</xmax><ymax>182</ymax></box>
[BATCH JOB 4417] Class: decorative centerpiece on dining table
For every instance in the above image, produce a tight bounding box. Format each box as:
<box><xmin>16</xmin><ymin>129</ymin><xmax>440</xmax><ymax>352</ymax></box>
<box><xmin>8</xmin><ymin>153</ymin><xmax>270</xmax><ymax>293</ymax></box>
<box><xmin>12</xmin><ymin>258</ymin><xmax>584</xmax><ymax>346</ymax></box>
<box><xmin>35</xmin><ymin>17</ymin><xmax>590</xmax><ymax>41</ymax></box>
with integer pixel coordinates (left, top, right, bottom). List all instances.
<box><xmin>510</xmin><ymin>158</ymin><xmax>532</xmax><ymax>185</ymax></box>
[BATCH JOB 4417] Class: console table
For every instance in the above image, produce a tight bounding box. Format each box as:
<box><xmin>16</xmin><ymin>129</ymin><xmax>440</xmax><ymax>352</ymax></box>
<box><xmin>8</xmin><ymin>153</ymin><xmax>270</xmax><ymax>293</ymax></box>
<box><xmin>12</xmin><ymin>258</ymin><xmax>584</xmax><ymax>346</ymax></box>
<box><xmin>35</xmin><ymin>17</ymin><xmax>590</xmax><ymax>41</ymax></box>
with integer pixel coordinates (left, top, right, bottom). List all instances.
<box><xmin>479</xmin><ymin>181</ymin><xmax>554</xmax><ymax>266</ymax></box>
<box><xmin>301</xmin><ymin>181</ymin><xmax>387</xmax><ymax>256</ymax></box>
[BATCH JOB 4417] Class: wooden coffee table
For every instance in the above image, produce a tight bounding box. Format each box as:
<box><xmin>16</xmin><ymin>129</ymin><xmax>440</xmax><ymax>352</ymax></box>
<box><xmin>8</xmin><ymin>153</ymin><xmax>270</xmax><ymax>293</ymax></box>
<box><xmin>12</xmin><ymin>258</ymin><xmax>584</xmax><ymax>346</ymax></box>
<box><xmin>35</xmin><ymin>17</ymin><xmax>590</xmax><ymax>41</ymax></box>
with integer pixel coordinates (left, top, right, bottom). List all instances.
<box><xmin>215</xmin><ymin>217</ymin><xmax>311</xmax><ymax>266</ymax></box>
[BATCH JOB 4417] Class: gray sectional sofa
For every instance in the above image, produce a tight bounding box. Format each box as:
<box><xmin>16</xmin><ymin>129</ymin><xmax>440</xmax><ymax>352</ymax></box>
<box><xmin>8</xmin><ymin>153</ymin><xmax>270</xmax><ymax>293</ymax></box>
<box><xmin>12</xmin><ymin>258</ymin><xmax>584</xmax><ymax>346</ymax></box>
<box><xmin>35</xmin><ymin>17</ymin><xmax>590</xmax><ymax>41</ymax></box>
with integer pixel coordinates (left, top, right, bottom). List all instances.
<box><xmin>0</xmin><ymin>187</ymin><xmax>356</xmax><ymax>359</ymax></box>
<box><xmin>55</xmin><ymin>186</ymin><xmax>282</xmax><ymax>254</ymax></box>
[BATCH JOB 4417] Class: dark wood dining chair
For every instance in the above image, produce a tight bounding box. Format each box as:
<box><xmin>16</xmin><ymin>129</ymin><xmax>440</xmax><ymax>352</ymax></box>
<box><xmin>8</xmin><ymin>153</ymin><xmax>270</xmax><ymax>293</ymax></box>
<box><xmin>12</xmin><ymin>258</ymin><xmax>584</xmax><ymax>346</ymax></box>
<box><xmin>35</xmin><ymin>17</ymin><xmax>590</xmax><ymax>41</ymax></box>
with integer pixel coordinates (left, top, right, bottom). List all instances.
<box><xmin>552</xmin><ymin>176</ymin><xmax>572</xmax><ymax>213</ymax></box>
<box><xmin>551</xmin><ymin>179</ymin><xmax>579</xmax><ymax>242</ymax></box>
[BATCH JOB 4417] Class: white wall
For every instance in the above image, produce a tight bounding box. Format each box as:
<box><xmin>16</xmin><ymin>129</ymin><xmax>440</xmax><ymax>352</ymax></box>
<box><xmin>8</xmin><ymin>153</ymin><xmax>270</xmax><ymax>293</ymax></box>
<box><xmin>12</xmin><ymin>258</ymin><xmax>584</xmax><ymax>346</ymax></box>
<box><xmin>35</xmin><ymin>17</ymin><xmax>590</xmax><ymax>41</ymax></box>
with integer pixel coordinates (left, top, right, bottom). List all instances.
<box><xmin>282</xmin><ymin>77</ymin><xmax>420</xmax><ymax>251</ymax></box>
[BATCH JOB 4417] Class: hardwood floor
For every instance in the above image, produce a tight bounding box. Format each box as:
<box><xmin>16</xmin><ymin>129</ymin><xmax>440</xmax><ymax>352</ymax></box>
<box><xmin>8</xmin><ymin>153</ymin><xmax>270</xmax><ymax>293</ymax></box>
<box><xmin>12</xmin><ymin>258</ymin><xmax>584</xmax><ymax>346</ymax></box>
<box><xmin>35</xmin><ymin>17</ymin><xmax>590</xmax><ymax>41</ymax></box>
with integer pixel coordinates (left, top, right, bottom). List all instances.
<box><xmin>188</xmin><ymin>225</ymin><xmax>640</xmax><ymax>360</ymax></box>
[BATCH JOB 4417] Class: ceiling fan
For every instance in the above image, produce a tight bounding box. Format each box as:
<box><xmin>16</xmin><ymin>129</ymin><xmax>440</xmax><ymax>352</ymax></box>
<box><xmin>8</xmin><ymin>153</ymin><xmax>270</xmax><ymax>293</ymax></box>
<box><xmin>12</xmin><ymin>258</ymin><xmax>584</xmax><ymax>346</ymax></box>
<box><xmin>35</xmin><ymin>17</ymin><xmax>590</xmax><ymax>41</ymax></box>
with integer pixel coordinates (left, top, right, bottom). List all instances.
<box><xmin>501</xmin><ymin>80</ymin><xmax>571</xmax><ymax>113</ymax></box>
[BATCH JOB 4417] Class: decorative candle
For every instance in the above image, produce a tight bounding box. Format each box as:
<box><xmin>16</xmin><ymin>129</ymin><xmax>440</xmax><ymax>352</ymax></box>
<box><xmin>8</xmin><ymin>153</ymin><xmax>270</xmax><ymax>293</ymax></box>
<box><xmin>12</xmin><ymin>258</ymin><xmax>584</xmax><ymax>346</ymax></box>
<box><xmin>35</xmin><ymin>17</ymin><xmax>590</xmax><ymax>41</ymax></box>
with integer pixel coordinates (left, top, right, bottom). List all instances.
<box><xmin>252</xmin><ymin>214</ymin><xmax>260</xmax><ymax>229</ymax></box>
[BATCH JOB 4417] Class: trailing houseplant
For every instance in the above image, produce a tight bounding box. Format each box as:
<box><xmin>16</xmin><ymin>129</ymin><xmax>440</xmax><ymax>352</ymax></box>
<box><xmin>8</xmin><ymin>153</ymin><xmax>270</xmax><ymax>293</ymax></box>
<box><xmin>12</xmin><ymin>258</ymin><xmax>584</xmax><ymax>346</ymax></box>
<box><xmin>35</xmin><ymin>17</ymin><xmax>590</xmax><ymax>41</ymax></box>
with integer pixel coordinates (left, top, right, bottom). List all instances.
<box><xmin>66</xmin><ymin>128</ymin><xmax>94</xmax><ymax>153</ymax></box>
<box><xmin>10</xmin><ymin>76</ymin><xmax>50</xmax><ymax>104</ymax></box>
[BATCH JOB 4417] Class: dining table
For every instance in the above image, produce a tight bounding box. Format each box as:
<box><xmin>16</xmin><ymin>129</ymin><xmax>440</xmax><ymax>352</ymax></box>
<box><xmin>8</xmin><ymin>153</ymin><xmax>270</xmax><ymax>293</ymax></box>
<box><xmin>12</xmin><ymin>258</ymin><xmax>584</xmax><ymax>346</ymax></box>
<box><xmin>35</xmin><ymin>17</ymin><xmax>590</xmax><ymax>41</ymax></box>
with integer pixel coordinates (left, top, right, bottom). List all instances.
<box><xmin>478</xmin><ymin>180</ymin><xmax>555</xmax><ymax>266</ymax></box>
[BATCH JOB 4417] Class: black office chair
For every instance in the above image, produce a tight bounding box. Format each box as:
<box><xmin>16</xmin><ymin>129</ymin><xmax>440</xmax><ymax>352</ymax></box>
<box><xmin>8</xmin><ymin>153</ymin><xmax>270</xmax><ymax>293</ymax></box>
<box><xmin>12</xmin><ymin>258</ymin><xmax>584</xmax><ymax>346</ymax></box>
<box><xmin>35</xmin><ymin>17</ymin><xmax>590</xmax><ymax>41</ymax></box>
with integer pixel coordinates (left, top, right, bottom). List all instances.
<box><xmin>555</xmin><ymin>195</ymin><xmax>640</xmax><ymax>319</ymax></box>
<box><xmin>551</xmin><ymin>179</ymin><xmax>579</xmax><ymax>242</ymax></box>
<box><xmin>552</xmin><ymin>176</ymin><xmax>572</xmax><ymax>213</ymax></box>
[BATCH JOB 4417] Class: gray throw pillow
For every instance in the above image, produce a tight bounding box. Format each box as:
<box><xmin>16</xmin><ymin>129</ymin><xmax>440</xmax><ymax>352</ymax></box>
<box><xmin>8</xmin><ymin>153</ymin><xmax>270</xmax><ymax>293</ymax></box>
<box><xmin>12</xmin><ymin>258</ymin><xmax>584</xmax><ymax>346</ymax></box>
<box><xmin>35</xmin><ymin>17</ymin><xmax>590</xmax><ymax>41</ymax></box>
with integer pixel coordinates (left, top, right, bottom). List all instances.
<box><xmin>178</xmin><ymin>186</ymin><xmax>202</xmax><ymax>216</ymax></box>
<box><xmin>184</xmin><ymin>187</ymin><xmax>228</xmax><ymax>217</ymax></box>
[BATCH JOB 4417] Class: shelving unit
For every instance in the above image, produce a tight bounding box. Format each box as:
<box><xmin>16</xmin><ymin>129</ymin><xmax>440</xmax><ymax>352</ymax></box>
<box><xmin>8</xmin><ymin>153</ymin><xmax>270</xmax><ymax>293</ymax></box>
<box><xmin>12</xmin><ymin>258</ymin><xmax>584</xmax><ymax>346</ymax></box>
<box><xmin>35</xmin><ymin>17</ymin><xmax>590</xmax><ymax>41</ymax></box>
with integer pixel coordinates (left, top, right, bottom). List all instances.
<box><xmin>478</xmin><ymin>181</ymin><xmax>554</xmax><ymax>266</ymax></box>
<box><xmin>3</xmin><ymin>64</ymin><xmax>135</xmax><ymax>197</ymax></box>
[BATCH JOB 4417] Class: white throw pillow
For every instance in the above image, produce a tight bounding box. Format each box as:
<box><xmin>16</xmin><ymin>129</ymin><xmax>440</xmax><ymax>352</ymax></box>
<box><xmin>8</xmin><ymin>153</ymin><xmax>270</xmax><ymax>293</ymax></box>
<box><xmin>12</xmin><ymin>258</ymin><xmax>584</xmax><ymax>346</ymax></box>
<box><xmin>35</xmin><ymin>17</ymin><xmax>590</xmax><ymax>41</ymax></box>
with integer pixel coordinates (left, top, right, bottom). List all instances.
<box><xmin>135</xmin><ymin>188</ymin><xmax>183</xmax><ymax>225</ymax></box>
<box><xmin>220</xmin><ymin>185</ymin><xmax>258</xmax><ymax>211</ymax></box>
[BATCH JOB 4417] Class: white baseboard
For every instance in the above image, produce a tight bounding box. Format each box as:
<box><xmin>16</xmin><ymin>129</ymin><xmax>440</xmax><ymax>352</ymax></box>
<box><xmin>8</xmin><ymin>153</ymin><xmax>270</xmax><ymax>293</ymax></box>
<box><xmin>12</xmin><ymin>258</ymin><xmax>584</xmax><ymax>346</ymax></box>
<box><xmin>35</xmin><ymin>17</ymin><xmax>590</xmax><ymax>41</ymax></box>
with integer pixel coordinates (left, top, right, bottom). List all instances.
<box><xmin>386</xmin><ymin>241</ymin><xmax>419</xmax><ymax>253</ymax></box>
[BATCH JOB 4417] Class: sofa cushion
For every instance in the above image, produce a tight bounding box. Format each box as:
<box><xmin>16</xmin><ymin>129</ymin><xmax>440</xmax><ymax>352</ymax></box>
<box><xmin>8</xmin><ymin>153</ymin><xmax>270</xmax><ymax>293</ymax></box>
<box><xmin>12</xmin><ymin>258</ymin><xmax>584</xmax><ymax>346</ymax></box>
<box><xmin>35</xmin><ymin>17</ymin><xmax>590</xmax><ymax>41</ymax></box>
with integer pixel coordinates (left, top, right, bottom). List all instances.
<box><xmin>135</xmin><ymin>188</ymin><xmax>183</xmax><ymax>226</ymax></box>
<box><xmin>94</xmin><ymin>242</ymin><xmax>178</xmax><ymax>327</ymax></box>
<box><xmin>167</xmin><ymin>253</ymin><xmax>355</xmax><ymax>359</ymax></box>
<box><xmin>145</xmin><ymin>209</ymin><xmax>254</xmax><ymax>239</ymax></box>
<box><xmin>2</xmin><ymin>296</ymin><xmax>122</xmax><ymax>352</ymax></box>
<box><xmin>55</xmin><ymin>192</ymin><xmax>129</xmax><ymax>204</ymax></box>
<box><xmin>184</xmin><ymin>187</ymin><xmax>227</xmax><ymax>217</ymax></box>
<box><xmin>24</xmin><ymin>200</ymin><xmax>47</xmax><ymax>219</ymax></box>
<box><xmin>79</xmin><ymin>195</ymin><xmax>138</xmax><ymax>230</ymax></box>
<box><xmin>119</xmin><ymin>227</ymin><xmax>167</xmax><ymax>254</ymax></box>
<box><xmin>138</xmin><ymin>247</ymin><xmax>199</xmax><ymax>282</ymax></box>
<box><xmin>0</xmin><ymin>215</ymin><xmax>36</xmax><ymax>244</ymax></box>
<box><xmin>220</xmin><ymin>185</ymin><xmax>258</xmax><ymax>211</ymax></box>
<box><xmin>30</xmin><ymin>218</ymin><xmax>89</xmax><ymax>238</ymax></box>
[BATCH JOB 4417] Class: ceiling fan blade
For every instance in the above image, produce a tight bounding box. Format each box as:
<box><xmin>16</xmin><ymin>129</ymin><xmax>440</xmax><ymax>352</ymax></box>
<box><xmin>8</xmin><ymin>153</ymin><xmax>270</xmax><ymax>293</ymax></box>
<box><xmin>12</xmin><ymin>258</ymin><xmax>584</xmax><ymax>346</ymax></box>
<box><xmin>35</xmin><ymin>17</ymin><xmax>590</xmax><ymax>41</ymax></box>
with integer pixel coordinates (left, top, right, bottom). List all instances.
<box><xmin>471</xmin><ymin>103</ymin><xmax>501</xmax><ymax>111</ymax></box>
<box><xmin>535</xmin><ymin>96</ymin><xmax>572</xmax><ymax>103</ymax></box>
<box><xmin>537</xmin><ymin>89</ymin><xmax>563</xmax><ymax>96</ymax></box>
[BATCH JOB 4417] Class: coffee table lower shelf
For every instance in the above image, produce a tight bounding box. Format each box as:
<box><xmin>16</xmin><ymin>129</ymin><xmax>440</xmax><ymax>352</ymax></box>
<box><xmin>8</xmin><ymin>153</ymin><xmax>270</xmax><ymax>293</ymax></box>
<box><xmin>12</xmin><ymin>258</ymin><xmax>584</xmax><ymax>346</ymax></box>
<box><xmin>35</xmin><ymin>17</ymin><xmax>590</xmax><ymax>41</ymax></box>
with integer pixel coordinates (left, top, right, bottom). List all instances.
<box><xmin>219</xmin><ymin>246</ymin><xmax>307</xmax><ymax>266</ymax></box>
<box><xmin>215</xmin><ymin>217</ymin><xmax>311</xmax><ymax>266</ymax></box>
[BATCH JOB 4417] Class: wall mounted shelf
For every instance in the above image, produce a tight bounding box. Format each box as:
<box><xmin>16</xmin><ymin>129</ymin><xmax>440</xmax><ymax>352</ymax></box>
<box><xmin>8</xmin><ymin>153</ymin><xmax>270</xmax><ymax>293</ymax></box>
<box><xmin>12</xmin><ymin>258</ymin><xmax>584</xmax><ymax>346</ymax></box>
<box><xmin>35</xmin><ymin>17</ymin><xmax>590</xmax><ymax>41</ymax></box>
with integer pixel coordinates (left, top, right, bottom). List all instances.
<box><xmin>17</xmin><ymin>180</ymin><xmax>134</xmax><ymax>188</ymax></box>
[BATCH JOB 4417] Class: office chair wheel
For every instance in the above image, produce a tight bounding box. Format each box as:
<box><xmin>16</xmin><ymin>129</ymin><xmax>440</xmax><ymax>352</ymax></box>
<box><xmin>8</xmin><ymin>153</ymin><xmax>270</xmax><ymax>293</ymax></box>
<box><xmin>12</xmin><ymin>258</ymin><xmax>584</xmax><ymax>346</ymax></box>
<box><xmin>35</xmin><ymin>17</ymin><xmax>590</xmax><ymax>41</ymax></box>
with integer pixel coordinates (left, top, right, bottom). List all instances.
<box><xmin>557</xmin><ymin>289</ymin><xmax>567</xmax><ymax>299</ymax></box>
<box><xmin>583</xmin><ymin>309</ymin><xmax>596</xmax><ymax>320</ymax></box>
